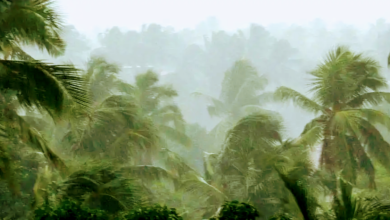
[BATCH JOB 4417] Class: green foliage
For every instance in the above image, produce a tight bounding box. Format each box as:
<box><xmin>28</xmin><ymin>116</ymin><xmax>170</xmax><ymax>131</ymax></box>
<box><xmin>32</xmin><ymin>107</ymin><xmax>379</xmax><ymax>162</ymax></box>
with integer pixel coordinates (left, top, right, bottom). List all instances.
<box><xmin>210</xmin><ymin>200</ymin><xmax>260</xmax><ymax>220</ymax></box>
<box><xmin>123</xmin><ymin>204</ymin><xmax>183</xmax><ymax>220</ymax></box>
<box><xmin>268</xmin><ymin>212</ymin><xmax>294</xmax><ymax>220</ymax></box>
<box><xmin>33</xmin><ymin>199</ymin><xmax>109</xmax><ymax>220</ymax></box>
<box><xmin>274</xmin><ymin>46</ymin><xmax>390</xmax><ymax>189</ymax></box>
<box><xmin>61</xmin><ymin>164</ymin><xmax>142</xmax><ymax>214</ymax></box>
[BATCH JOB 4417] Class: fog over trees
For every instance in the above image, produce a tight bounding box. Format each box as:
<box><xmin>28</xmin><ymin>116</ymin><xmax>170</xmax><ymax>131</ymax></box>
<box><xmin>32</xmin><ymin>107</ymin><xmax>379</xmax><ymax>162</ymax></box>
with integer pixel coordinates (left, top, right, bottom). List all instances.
<box><xmin>3</xmin><ymin>0</ymin><xmax>390</xmax><ymax>219</ymax></box>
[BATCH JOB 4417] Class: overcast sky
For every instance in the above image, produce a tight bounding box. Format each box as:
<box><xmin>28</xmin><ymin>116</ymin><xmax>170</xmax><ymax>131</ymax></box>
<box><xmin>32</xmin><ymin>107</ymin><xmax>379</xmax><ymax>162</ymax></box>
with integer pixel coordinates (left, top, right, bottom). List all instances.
<box><xmin>57</xmin><ymin>0</ymin><xmax>390</xmax><ymax>37</ymax></box>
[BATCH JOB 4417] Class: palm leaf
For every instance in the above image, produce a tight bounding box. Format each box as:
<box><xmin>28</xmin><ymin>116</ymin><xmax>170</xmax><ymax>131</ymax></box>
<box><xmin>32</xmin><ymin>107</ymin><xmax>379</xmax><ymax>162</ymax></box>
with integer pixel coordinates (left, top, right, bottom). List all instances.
<box><xmin>159</xmin><ymin>125</ymin><xmax>192</xmax><ymax>147</ymax></box>
<box><xmin>275</xmin><ymin>167</ymin><xmax>318</xmax><ymax>220</ymax></box>
<box><xmin>347</xmin><ymin>92</ymin><xmax>390</xmax><ymax>108</ymax></box>
<box><xmin>191</xmin><ymin>92</ymin><xmax>226</xmax><ymax>117</ymax></box>
<box><xmin>4</xmin><ymin>109</ymin><xmax>66</xmax><ymax>174</ymax></box>
<box><xmin>0</xmin><ymin>0</ymin><xmax>66</xmax><ymax>56</ymax></box>
<box><xmin>357</xmin><ymin>118</ymin><xmax>390</xmax><ymax>173</ymax></box>
<box><xmin>120</xmin><ymin>165</ymin><xmax>177</xmax><ymax>185</ymax></box>
<box><xmin>274</xmin><ymin>86</ymin><xmax>324</xmax><ymax>114</ymax></box>
<box><xmin>180</xmin><ymin>173</ymin><xmax>227</xmax><ymax>201</ymax></box>
<box><xmin>0</xmin><ymin>60</ymin><xmax>90</xmax><ymax>116</ymax></box>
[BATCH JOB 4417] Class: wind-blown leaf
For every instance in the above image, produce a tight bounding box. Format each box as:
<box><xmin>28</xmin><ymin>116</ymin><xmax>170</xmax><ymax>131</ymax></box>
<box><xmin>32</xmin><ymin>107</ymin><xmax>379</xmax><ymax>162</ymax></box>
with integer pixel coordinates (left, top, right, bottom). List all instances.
<box><xmin>0</xmin><ymin>60</ymin><xmax>90</xmax><ymax>116</ymax></box>
<box><xmin>275</xmin><ymin>167</ymin><xmax>318</xmax><ymax>220</ymax></box>
<box><xmin>274</xmin><ymin>86</ymin><xmax>324</xmax><ymax>114</ymax></box>
<box><xmin>180</xmin><ymin>173</ymin><xmax>227</xmax><ymax>201</ymax></box>
<box><xmin>120</xmin><ymin>165</ymin><xmax>177</xmax><ymax>184</ymax></box>
<box><xmin>192</xmin><ymin>92</ymin><xmax>226</xmax><ymax>117</ymax></box>
<box><xmin>159</xmin><ymin>125</ymin><xmax>192</xmax><ymax>148</ymax></box>
<box><xmin>357</xmin><ymin>118</ymin><xmax>390</xmax><ymax>173</ymax></box>
<box><xmin>0</xmin><ymin>0</ymin><xmax>66</xmax><ymax>56</ymax></box>
<box><xmin>347</xmin><ymin>92</ymin><xmax>390</xmax><ymax>108</ymax></box>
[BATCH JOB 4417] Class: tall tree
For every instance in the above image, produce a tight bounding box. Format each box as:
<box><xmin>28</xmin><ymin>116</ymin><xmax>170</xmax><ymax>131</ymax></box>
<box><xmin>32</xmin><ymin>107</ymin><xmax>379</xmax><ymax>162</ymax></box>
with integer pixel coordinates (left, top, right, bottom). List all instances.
<box><xmin>125</xmin><ymin>71</ymin><xmax>191</xmax><ymax>149</ymax></box>
<box><xmin>211</xmin><ymin>112</ymin><xmax>300</xmax><ymax>219</ymax></box>
<box><xmin>0</xmin><ymin>0</ymin><xmax>89</xmax><ymax>194</ymax></box>
<box><xmin>194</xmin><ymin>59</ymin><xmax>270</xmax><ymax>151</ymax></box>
<box><xmin>274</xmin><ymin>46</ymin><xmax>390</xmax><ymax>189</ymax></box>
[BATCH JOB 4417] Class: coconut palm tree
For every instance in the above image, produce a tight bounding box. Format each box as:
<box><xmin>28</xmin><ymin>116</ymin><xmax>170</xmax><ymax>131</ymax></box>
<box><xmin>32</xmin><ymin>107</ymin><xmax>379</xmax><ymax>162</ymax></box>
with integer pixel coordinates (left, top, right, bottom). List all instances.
<box><xmin>64</xmin><ymin>94</ymin><xmax>159</xmax><ymax>165</ymax></box>
<box><xmin>84</xmin><ymin>56</ymin><xmax>122</xmax><ymax>104</ymax></box>
<box><xmin>122</xmin><ymin>70</ymin><xmax>191</xmax><ymax>148</ymax></box>
<box><xmin>203</xmin><ymin>111</ymin><xmax>309</xmax><ymax>219</ymax></box>
<box><xmin>0</xmin><ymin>0</ymin><xmax>89</xmax><ymax>194</ymax></box>
<box><xmin>193</xmin><ymin>59</ymin><xmax>271</xmax><ymax>151</ymax></box>
<box><xmin>277</xmin><ymin>166</ymin><xmax>390</xmax><ymax>220</ymax></box>
<box><xmin>274</xmin><ymin>46</ymin><xmax>390</xmax><ymax>189</ymax></box>
<box><xmin>58</xmin><ymin>57</ymin><xmax>159</xmax><ymax>165</ymax></box>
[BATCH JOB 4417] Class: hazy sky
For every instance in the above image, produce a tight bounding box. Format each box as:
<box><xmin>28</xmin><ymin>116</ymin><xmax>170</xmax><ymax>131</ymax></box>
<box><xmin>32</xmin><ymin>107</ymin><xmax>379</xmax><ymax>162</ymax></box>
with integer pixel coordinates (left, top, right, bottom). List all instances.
<box><xmin>57</xmin><ymin>0</ymin><xmax>390</xmax><ymax>37</ymax></box>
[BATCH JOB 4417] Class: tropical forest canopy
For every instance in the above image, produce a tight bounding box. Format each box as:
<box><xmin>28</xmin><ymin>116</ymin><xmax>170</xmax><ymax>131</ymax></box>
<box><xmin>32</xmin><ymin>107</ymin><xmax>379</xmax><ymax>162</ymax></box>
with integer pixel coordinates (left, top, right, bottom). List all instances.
<box><xmin>3</xmin><ymin>0</ymin><xmax>390</xmax><ymax>220</ymax></box>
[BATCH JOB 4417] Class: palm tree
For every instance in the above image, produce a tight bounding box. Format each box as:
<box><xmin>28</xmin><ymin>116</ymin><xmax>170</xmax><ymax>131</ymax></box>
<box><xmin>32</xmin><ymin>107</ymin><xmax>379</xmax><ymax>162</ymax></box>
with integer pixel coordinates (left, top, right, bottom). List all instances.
<box><xmin>123</xmin><ymin>70</ymin><xmax>191</xmax><ymax>148</ymax></box>
<box><xmin>194</xmin><ymin>59</ymin><xmax>270</xmax><ymax>150</ymax></box>
<box><xmin>57</xmin><ymin>57</ymin><xmax>159</xmax><ymax>165</ymax></box>
<box><xmin>274</xmin><ymin>46</ymin><xmax>390</xmax><ymax>189</ymax></box>
<box><xmin>84</xmin><ymin>56</ymin><xmax>122</xmax><ymax>104</ymax></box>
<box><xmin>204</xmin><ymin>111</ymin><xmax>306</xmax><ymax>219</ymax></box>
<box><xmin>32</xmin><ymin>162</ymin><xmax>148</xmax><ymax>214</ymax></box>
<box><xmin>0</xmin><ymin>0</ymin><xmax>89</xmax><ymax>194</ymax></box>
<box><xmin>277</xmin><ymin>166</ymin><xmax>390</xmax><ymax>220</ymax></box>
<box><xmin>64</xmin><ymin>94</ymin><xmax>158</xmax><ymax>165</ymax></box>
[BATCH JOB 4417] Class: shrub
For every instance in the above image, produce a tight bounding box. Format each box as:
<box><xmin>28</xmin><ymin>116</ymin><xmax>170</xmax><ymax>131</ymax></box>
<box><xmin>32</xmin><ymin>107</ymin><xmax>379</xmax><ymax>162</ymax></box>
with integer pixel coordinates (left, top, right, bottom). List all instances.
<box><xmin>210</xmin><ymin>200</ymin><xmax>260</xmax><ymax>220</ymax></box>
<box><xmin>33</xmin><ymin>199</ymin><xmax>109</xmax><ymax>220</ymax></box>
<box><xmin>123</xmin><ymin>204</ymin><xmax>183</xmax><ymax>220</ymax></box>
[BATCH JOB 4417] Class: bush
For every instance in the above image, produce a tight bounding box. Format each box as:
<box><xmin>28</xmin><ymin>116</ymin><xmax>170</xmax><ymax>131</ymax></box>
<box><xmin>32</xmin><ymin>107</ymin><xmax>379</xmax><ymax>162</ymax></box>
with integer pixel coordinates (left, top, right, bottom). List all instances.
<box><xmin>210</xmin><ymin>200</ymin><xmax>260</xmax><ymax>220</ymax></box>
<box><xmin>123</xmin><ymin>204</ymin><xmax>183</xmax><ymax>220</ymax></box>
<box><xmin>33</xmin><ymin>199</ymin><xmax>109</xmax><ymax>220</ymax></box>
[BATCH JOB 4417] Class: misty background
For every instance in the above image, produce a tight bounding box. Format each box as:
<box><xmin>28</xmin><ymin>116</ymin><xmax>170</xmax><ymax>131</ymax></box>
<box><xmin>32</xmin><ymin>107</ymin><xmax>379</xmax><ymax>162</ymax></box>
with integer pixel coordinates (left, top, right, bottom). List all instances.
<box><xmin>23</xmin><ymin>0</ymin><xmax>390</xmax><ymax>151</ymax></box>
<box><xmin>5</xmin><ymin>0</ymin><xmax>390</xmax><ymax>219</ymax></box>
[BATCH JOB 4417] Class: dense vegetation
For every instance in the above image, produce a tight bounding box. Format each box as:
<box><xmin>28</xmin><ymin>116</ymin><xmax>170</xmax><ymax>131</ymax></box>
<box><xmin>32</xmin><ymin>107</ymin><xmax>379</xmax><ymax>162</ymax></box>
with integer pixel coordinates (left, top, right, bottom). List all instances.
<box><xmin>3</xmin><ymin>0</ymin><xmax>390</xmax><ymax>219</ymax></box>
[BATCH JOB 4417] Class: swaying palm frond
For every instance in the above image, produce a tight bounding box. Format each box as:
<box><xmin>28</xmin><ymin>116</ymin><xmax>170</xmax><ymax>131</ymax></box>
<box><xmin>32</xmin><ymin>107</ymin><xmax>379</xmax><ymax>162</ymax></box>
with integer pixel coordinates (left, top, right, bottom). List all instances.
<box><xmin>388</xmin><ymin>52</ymin><xmax>390</xmax><ymax>68</ymax></box>
<box><xmin>220</xmin><ymin>59</ymin><xmax>267</xmax><ymax>105</ymax></box>
<box><xmin>67</xmin><ymin>95</ymin><xmax>158</xmax><ymax>163</ymax></box>
<box><xmin>309</xmin><ymin>46</ymin><xmax>387</xmax><ymax>108</ymax></box>
<box><xmin>224</xmin><ymin>112</ymin><xmax>283</xmax><ymax>152</ymax></box>
<box><xmin>84</xmin><ymin>56</ymin><xmax>121</xmax><ymax>103</ymax></box>
<box><xmin>0</xmin><ymin>60</ymin><xmax>90</xmax><ymax>116</ymax></box>
<box><xmin>0</xmin><ymin>0</ymin><xmax>66</xmax><ymax>57</ymax></box>
<box><xmin>275</xmin><ymin>166</ymin><xmax>318</xmax><ymax>220</ymax></box>
<box><xmin>0</xmin><ymin>36</ymin><xmax>34</xmax><ymax>60</ymax></box>
<box><xmin>3</xmin><ymin>109</ymin><xmax>66</xmax><ymax>173</ymax></box>
<box><xmin>347</xmin><ymin>92</ymin><xmax>390</xmax><ymax>108</ymax></box>
<box><xmin>192</xmin><ymin>91</ymin><xmax>227</xmax><ymax>117</ymax></box>
<box><xmin>357</xmin><ymin>118</ymin><xmax>390</xmax><ymax>174</ymax></box>
<box><xmin>61</xmin><ymin>165</ymin><xmax>141</xmax><ymax>213</ymax></box>
<box><xmin>159</xmin><ymin>125</ymin><xmax>191</xmax><ymax>148</ymax></box>
<box><xmin>274</xmin><ymin>86</ymin><xmax>324</xmax><ymax>114</ymax></box>
<box><xmin>120</xmin><ymin>165</ymin><xmax>177</xmax><ymax>185</ymax></box>
<box><xmin>180</xmin><ymin>173</ymin><xmax>227</xmax><ymax>201</ymax></box>
<box><xmin>275</xmin><ymin>46</ymin><xmax>390</xmax><ymax>191</ymax></box>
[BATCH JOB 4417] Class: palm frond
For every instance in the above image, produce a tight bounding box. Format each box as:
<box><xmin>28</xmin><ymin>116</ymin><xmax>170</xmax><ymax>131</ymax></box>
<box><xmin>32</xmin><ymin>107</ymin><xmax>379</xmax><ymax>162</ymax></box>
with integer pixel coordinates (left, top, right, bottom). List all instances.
<box><xmin>225</xmin><ymin>112</ymin><xmax>284</xmax><ymax>152</ymax></box>
<box><xmin>357</xmin><ymin>118</ymin><xmax>390</xmax><ymax>174</ymax></box>
<box><xmin>350</xmin><ymin>108</ymin><xmax>390</xmax><ymax>129</ymax></box>
<box><xmin>275</xmin><ymin>166</ymin><xmax>318</xmax><ymax>220</ymax></box>
<box><xmin>192</xmin><ymin>92</ymin><xmax>226</xmax><ymax>117</ymax></box>
<box><xmin>120</xmin><ymin>165</ymin><xmax>177</xmax><ymax>184</ymax></box>
<box><xmin>159</xmin><ymin>148</ymin><xmax>198</xmax><ymax>177</ymax></box>
<box><xmin>274</xmin><ymin>86</ymin><xmax>324</xmax><ymax>114</ymax></box>
<box><xmin>4</xmin><ymin>109</ymin><xmax>66</xmax><ymax>173</ymax></box>
<box><xmin>159</xmin><ymin>125</ymin><xmax>192</xmax><ymax>147</ymax></box>
<box><xmin>180</xmin><ymin>173</ymin><xmax>227</xmax><ymax>201</ymax></box>
<box><xmin>347</xmin><ymin>92</ymin><xmax>390</xmax><ymax>108</ymax></box>
<box><xmin>0</xmin><ymin>60</ymin><xmax>90</xmax><ymax>116</ymax></box>
<box><xmin>0</xmin><ymin>0</ymin><xmax>66</xmax><ymax>56</ymax></box>
<box><xmin>294</xmin><ymin>124</ymin><xmax>323</xmax><ymax>149</ymax></box>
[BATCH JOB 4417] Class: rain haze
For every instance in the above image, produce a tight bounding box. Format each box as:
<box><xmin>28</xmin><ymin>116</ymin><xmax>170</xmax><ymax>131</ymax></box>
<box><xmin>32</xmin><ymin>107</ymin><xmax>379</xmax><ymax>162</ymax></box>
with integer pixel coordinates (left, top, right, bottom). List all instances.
<box><xmin>3</xmin><ymin>0</ymin><xmax>390</xmax><ymax>219</ymax></box>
